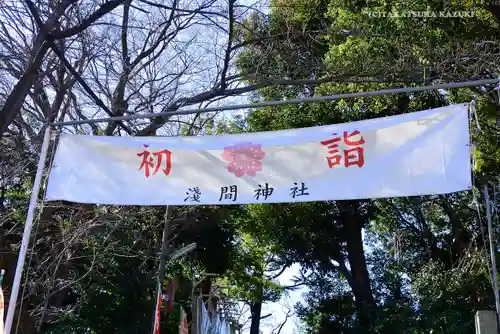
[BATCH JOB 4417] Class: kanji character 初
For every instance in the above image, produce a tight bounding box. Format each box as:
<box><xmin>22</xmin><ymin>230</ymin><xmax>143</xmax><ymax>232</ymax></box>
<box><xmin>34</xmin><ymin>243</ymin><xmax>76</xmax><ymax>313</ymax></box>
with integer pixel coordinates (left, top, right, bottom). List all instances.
<box><xmin>137</xmin><ymin>144</ymin><xmax>172</xmax><ymax>178</ymax></box>
<box><xmin>254</xmin><ymin>183</ymin><xmax>274</xmax><ymax>200</ymax></box>
<box><xmin>320</xmin><ymin>130</ymin><xmax>366</xmax><ymax>168</ymax></box>
<box><xmin>184</xmin><ymin>187</ymin><xmax>201</xmax><ymax>203</ymax></box>
<box><xmin>219</xmin><ymin>185</ymin><xmax>238</xmax><ymax>202</ymax></box>
<box><xmin>290</xmin><ymin>182</ymin><xmax>310</xmax><ymax>199</ymax></box>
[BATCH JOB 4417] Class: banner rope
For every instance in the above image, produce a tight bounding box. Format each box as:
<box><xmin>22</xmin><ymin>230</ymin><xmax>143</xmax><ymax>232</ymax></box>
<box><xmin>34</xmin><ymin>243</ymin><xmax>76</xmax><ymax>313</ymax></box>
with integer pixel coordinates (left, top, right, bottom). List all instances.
<box><xmin>50</xmin><ymin>79</ymin><xmax>500</xmax><ymax>127</ymax></box>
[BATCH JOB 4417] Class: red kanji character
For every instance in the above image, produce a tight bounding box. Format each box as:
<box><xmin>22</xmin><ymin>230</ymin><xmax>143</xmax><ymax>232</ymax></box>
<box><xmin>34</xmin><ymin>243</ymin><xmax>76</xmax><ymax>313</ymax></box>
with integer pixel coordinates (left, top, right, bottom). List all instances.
<box><xmin>137</xmin><ymin>144</ymin><xmax>172</xmax><ymax>178</ymax></box>
<box><xmin>344</xmin><ymin>147</ymin><xmax>364</xmax><ymax>168</ymax></box>
<box><xmin>343</xmin><ymin>130</ymin><xmax>365</xmax><ymax>146</ymax></box>
<box><xmin>320</xmin><ymin>130</ymin><xmax>365</xmax><ymax>168</ymax></box>
<box><xmin>321</xmin><ymin>133</ymin><xmax>342</xmax><ymax>168</ymax></box>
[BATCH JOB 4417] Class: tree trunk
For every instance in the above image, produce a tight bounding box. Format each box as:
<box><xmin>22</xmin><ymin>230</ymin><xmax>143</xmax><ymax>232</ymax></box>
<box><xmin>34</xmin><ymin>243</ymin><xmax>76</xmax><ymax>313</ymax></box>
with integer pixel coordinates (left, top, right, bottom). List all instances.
<box><xmin>0</xmin><ymin>42</ymin><xmax>49</xmax><ymax>136</ymax></box>
<box><xmin>440</xmin><ymin>197</ymin><xmax>470</xmax><ymax>266</ymax></box>
<box><xmin>250</xmin><ymin>269</ymin><xmax>264</xmax><ymax>334</ymax></box>
<box><xmin>339</xmin><ymin>201</ymin><xmax>375</xmax><ymax>331</ymax></box>
<box><xmin>250</xmin><ymin>298</ymin><xmax>263</xmax><ymax>334</ymax></box>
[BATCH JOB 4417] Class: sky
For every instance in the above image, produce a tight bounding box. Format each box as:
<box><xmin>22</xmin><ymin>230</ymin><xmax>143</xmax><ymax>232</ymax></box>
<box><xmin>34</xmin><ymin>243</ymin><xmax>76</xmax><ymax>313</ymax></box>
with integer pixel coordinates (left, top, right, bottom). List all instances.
<box><xmin>235</xmin><ymin>264</ymin><xmax>306</xmax><ymax>334</ymax></box>
<box><xmin>250</xmin><ymin>231</ymin><xmax>369</xmax><ymax>334</ymax></box>
<box><xmin>260</xmin><ymin>264</ymin><xmax>306</xmax><ymax>334</ymax></box>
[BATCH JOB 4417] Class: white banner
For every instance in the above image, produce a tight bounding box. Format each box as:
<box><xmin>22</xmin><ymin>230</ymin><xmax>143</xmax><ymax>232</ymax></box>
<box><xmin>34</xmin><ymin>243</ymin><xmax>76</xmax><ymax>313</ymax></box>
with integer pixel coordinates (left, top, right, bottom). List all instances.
<box><xmin>45</xmin><ymin>104</ymin><xmax>471</xmax><ymax>205</ymax></box>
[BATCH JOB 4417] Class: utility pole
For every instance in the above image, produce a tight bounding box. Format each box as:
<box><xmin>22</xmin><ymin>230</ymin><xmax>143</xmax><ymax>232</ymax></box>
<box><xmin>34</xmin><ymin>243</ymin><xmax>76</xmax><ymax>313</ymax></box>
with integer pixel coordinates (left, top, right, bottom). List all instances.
<box><xmin>158</xmin><ymin>206</ymin><xmax>172</xmax><ymax>296</ymax></box>
<box><xmin>151</xmin><ymin>206</ymin><xmax>197</xmax><ymax>334</ymax></box>
<box><xmin>151</xmin><ymin>206</ymin><xmax>172</xmax><ymax>334</ymax></box>
<box><xmin>191</xmin><ymin>284</ymin><xmax>199</xmax><ymax>334</ymax></box>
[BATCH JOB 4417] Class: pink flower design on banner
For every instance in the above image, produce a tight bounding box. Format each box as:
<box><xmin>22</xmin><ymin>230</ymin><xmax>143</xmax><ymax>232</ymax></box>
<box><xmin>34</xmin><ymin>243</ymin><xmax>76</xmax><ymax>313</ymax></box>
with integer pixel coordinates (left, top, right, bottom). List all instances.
<box><xmin>221</xmin><ymin>142</ymin><xmax>266</xmax><ymax>177</ymax></box>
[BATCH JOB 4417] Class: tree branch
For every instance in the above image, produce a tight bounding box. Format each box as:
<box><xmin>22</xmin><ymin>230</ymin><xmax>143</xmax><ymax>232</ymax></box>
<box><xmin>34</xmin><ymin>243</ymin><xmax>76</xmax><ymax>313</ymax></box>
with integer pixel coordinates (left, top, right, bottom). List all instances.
<box><xmin>219</xmin><ymin>0</ymin><xmax>235</xmax><ymax>89</ymax></box>
<box><xmin>138</xmin><ymin>0</ymin><xmax>226</xmax><ymax>18</ymax></box>
<box><xmin>51</xmin><ymin>0</ymin><xmax>130</xmax><ymax>39</ymax></box>
<box><xmin>24</xmin><ymin>0</ymin><xmax>133</xmax><ymax>134</ymax></box>
<box><xmin>272</xmin><ymin>308</ymin><xmax>293</xmax><ymax>334</ymax></box>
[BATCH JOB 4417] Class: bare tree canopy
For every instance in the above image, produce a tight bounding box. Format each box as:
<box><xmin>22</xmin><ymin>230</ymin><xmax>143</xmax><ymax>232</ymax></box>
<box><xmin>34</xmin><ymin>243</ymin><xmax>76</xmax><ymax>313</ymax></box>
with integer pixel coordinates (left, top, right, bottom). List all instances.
<box><xmin>0</xmin><ymin>0</ymin><xmax>322</xmax><ymax>140</ymax></box>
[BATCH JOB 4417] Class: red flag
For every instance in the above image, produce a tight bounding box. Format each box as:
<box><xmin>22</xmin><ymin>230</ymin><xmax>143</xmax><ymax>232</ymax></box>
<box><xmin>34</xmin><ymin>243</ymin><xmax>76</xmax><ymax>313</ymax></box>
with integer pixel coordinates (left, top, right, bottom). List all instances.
<box><xmin>164</xmin><ymin>279</ymin><xmax>178</xmax><ymax>313</ymax></box>
<box><xmin>153</xmin><ymin>285</ymin><xmax>162</xmax><ymax>334</ymax></box>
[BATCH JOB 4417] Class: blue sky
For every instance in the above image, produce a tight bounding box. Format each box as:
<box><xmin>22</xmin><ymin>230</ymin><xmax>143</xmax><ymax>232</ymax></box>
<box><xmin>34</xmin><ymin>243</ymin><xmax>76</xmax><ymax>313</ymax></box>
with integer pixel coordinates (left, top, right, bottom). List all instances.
<box><xmin>235</xmin><ymin>263</ymin><xmax>306</xmax><ymax>334</ymax></box>
<box><xmin>261</xmin><ymin>264</ymin><xmax>306</xmax><ymax>334</ymax></box>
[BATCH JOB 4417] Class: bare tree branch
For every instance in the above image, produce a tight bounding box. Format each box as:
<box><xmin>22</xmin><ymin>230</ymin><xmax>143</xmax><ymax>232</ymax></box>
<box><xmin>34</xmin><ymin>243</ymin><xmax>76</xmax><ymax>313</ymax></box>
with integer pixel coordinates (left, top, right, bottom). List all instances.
<box><xmin>51</xmin><ymin>0</ymin><xmax>129</xmax><ymax>39</ymax></box>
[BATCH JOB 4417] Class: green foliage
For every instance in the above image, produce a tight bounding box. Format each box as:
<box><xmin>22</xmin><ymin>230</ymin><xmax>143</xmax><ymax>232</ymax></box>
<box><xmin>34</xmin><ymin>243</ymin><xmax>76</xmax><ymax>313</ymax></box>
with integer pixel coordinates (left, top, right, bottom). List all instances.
<box><xmin>234</xmin><ymin>0</ymin><xmax>500</xmax><ymax>331</ymax></box>
<box><xmin>412</xmin><ymin>251</ymin><xmax>495</xmax><ymax>333</ymax></box>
